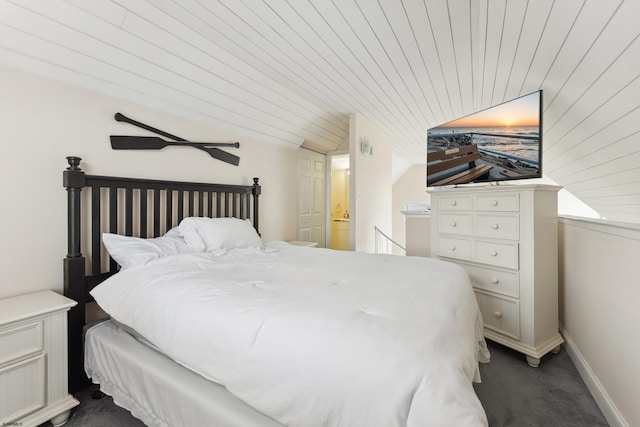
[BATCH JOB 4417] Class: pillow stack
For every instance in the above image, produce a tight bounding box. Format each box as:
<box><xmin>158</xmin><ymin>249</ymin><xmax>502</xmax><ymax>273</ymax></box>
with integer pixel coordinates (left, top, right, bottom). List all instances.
<box><xmin>102</xmin><ymin>217</ymin><xmax>262</xmax><ymax>269</ymax></box>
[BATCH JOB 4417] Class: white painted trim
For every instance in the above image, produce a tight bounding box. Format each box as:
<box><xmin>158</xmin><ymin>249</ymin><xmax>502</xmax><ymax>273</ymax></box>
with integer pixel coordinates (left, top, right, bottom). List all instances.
<box><xmin>561</xmin><ymin>328</ymin><xmax>629</xmax><ymax>427</ymax></box>
<box><xmin>400</xmin><ymin>211</ymin><xmax>431</xmax><ymax>218</ymax></box>
<box><xmin>558</xmin><ymin>216</ymin><xmax>640</xmax><ymax>241</ymax></box>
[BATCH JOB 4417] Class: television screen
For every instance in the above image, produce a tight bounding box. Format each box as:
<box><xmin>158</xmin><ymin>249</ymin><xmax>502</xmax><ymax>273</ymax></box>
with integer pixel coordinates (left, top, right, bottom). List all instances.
<box><xmin>427</xmin><ymin>90</ymin><xmax>542</xmax><ymax>187</ymax></box>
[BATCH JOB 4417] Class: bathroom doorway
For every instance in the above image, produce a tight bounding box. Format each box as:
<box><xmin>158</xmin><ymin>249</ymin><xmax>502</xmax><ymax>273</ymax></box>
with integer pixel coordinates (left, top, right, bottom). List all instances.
<box><xmin>327</xmin><ymin>152</ymin><xmax>350</xmax><ymax>250</ymax></box>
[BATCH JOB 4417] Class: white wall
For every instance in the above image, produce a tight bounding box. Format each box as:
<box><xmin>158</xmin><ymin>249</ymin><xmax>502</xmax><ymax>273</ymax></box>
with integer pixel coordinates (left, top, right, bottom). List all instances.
<box><xmin>391</xmin><ymin>164</ymin><xmax>429</xmax><ymax>251</ymax></box>
<box><xmin>349</xmin><ymin>113</ymin><xmax>392</xmax><ymax>253</ymax></box>
<box><xmin>0</xmin><ymin>65</ymin><xmax>298</xmax><ymax>299</ymax></box>
<box><xmin>559</xmin><ymin>218</ymin><xmax>640</xmax><ymax>427</ymax></box>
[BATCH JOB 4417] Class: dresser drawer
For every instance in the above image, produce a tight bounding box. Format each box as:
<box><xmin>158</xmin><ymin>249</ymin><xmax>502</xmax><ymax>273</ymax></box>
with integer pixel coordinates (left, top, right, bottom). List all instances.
<box><xmin>474</xmin><ymin>240</ymin><xmax>519</xmax><ymax>269</ymax></box>
<box><xmin>476</xmin><ymin>193</ymin><xmax>519</xmax><ymax>211</ymax></box>
<box><xmin>437</xmin><ymin>237</ymin><xmax>471</xmax><ymax>261</ymax></box>
<box><xmin>476</xmin><ymin>213</ymin><xmax>519</xmax><ymax>240</ymax></box>
<box><xmin>438</xmin><ymin>195</ymin><xmax>472</xmax><ymax>211</ymax></box>
<box><xmin>438</xmin><ymin>213</ymin><xmax>472</xmax><ymax>235</ymax></box>
<box><xmin>475</xmin><ymin>291</ymin><xmax>520</xmax><ymax>340</ymax></box>
<box><xmin>0</xmin><ymin>320</ymin><xmax>43</xmax><ymax>368</ymax></box>
<box><xmin>463</xmin><ymin>264</ymin><xmax>519</xmax><ymax>298</ymax></box>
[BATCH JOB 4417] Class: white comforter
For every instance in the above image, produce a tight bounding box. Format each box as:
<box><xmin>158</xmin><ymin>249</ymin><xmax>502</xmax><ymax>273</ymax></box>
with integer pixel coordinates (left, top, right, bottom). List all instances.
<box><xmin>91</xmin><ymin>242</ymin><xmax>490</xmax><ymax>427</ymax></box>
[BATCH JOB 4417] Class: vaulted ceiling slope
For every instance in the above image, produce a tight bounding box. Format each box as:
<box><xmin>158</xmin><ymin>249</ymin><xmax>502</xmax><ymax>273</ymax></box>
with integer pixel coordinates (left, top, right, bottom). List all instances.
<box><xmin>1</xmin><ymin>0</ymin><xmax>639</xmax><ymax>222</ymax></box>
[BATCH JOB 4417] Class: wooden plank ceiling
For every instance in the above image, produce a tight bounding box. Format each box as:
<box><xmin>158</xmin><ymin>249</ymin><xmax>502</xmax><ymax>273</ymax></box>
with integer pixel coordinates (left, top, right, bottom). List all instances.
<box><xmin>1</xmin><ymin>0</ymin><xmax>639</xmax><ymax>222</ymax></box>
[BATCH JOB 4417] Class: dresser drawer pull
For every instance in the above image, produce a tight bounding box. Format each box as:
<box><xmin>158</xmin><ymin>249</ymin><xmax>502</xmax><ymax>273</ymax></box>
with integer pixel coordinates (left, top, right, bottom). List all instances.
<box><xmin>451</xmin><ymin>221</ymin><xmax>457</xmax><ymax>227</ymax></box>
<box><xmin>491</xmin><ymin>223</ymin><xmax>499</xmax><ymax>230</ymax></box>
<box><xmin>492</xmin><ymin>200</ymin><xmax>498</xmax><ymax>206</ymax></box>
<box><xmin>450</xmin><ymin>245</ymin><xmax>456</xmax><ymax>251</ymax></box>
<box><xmin>492</xmin><ymin>278</ymin><xmax>499</xmax><ymax>284</ymax></box>
<box><xmin>490</xmin><ymin>250</ymin><xmax>498</xmax><ymax>257</ymax></box>
<box><xmin>493</xmin><ymin>311</ymin><xmax>502</xmax><ymax>318</ymax></box>
<box><xmin>451</xmin><ymin>200</ymin><xmax>457</xmax><ymax>206</ymax></box>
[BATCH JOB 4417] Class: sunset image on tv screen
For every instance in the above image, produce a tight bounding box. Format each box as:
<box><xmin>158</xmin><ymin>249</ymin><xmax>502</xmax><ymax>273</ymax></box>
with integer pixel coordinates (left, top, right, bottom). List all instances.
<box><xmin>427</xmin><ymin>91</ymin><xmax>541</xmax><ymax>187</ymax></box>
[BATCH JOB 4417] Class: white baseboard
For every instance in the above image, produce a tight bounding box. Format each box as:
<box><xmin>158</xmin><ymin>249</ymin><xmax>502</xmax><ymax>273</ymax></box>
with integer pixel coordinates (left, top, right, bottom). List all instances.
<box><xmin>561</xmin><ymin>328</ymin><xmax>628</xmax><ymax>427</ymax></box>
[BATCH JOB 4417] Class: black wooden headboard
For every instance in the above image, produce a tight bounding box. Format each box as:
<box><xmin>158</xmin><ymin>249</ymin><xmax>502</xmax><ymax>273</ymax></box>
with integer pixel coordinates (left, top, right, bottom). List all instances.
<box><xmin>62</xmin><ymin>156</ymin><xmax>261</xmax><ymax>392</ymax></box>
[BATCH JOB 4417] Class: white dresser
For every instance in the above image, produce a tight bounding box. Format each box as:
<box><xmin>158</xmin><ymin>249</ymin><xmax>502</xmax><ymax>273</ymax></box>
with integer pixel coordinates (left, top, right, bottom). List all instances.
<box><xmin>0</xmin><ymin>290</ymin><xmax>79</xmax><ymax>426</ymax></box>
<box><xmin>428</xmin><ymin>184</ymin><xmax>563</xmax><ymax>367</ymax></box>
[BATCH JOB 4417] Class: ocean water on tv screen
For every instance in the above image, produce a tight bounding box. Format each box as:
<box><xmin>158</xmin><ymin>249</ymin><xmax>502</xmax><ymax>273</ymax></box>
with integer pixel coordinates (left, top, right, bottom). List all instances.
<box><xmin>429</xmin><ymin>126</ymin><xmax>540</xmax><ymax>162</ymax></box>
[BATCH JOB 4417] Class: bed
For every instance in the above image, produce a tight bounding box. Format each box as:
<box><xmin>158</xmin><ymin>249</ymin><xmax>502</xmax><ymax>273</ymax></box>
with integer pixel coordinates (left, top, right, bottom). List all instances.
<box><xmin>63</xmin><ymin>156</ymin><xmax>491</xmax><ymax>427</ymax></box>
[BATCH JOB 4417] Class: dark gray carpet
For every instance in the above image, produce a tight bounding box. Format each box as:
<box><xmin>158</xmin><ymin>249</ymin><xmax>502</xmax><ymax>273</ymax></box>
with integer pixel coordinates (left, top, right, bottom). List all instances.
<box><xmin>40</xmin><ymin>341</ymin><xmax>608</xmax><ymax>427</ymax></box>
<box><xmin>474</xmin><ymin>341</ymin><xmax>608</xmax><ymax>426</ymax></box>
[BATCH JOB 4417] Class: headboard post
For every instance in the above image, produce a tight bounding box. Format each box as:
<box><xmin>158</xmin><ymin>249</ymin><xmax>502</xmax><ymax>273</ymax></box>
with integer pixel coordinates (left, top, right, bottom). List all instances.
<box><xmin>252</xmin><ymin>177</ymin><xmax>261</xmax><ymax>234</ymax></box>
<box><xmin>63</xmin><ymin>157</ymin><xmax>84</xmax><ymax>258</ymax></box>
<box><xmin>63</xmin><ymin>156</ymin><xmax>89</xmax><ymax>393</ymax></box>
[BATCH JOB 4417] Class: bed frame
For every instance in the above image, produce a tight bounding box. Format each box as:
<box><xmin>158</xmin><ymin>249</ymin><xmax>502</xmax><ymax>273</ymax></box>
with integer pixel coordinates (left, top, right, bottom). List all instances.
<box><xmin>62</xmin><ymin>156</ymin><xmax>261</xmax><ymax>393</ymax></box>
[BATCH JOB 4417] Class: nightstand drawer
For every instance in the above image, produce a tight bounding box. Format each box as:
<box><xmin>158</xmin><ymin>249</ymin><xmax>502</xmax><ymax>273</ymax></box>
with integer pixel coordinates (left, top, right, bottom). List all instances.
<box><xmin>463</xmin><ymin>264</ymin><xmax>519</xmax><ymax>298</ymax></box>
<box><xmin>474</xmin><ymin>240</ymin><xmax>519</xmax><ymax>269</ymax></box>
<box><xmin>476</xmin><ymin>193</ymin><xmax>519</xmax><ymax>211</ymax></box>
<box><xmin>0</xmin><ymin>320</ymin><xmax>43</xmax><ymax>367</ymax></box>
<box><xmin>438</xmin><ymin>213</ymin><xmax>472</xmax><ymax>235</ymax></box>
<box><xmin>0</xmin><ymin>354</ymin><xmax>46</xmax><ymax>421</ymax></box>
<box><xmin>475</xmin><ymin>291</ymin><xmax>520</xmax><ymax>340</ymax></box>
<box><xmin>476</xmin><ymin>214</ymin><xmax>519</xmax><ymax>240</ymax></box>
<box><xmin>438</xmin><ymin>195</ymin><xmax>472</xmax><ymax>211</ymax></box>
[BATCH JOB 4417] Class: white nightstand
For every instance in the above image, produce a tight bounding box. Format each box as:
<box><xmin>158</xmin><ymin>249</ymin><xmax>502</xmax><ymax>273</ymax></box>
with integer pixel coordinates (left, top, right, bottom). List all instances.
<box><xmin>0</xmin><ymin>290</ymin><xmax>79</xmax><ymax>427</ymax></box>
<box><xmin>287</xmin><ymin>240</ymin><xmax>318</xmax><ymax>248</ymax></box>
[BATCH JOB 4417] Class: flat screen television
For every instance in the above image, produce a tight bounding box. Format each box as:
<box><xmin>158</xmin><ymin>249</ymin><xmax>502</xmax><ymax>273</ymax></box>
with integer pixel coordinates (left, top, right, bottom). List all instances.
<box><xmin>427</xmin><ymin>90</ymin><xmax>542</xmax><ymax>187</ymax></box>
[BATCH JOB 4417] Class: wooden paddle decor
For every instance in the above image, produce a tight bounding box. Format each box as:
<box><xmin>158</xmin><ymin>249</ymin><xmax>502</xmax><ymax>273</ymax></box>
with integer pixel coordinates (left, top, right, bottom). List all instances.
<box><xmin>111</xmin><ymin>113</ymin><xmax>240</xmax><ymax>166</ymax></box>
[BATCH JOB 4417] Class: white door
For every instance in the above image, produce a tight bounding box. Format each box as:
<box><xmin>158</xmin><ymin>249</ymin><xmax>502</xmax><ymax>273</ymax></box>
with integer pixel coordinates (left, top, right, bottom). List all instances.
<box><xmin>298</xmin><ymin>148</ymin><xmax>326</xmax><ymax>247</ymax></box>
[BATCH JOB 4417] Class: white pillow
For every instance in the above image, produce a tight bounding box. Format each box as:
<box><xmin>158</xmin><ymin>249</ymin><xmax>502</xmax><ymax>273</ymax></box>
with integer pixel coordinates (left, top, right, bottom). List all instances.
<box><xmin>179</xmin><ymin>217</ymin><xmax>262</xmax><ymax>252</ymax></box>
<box><xmin>102</xmin><ymin>228</ymin><xmax>192</xmax><ymax>269</ymax></box>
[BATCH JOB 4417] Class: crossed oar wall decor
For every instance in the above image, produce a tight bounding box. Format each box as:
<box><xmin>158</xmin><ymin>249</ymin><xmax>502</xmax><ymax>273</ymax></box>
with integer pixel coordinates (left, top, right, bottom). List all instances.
<box><xmin>110</xmin><ymin>113</ymin><xmax>241</xmax><ymax>166</ymax></box>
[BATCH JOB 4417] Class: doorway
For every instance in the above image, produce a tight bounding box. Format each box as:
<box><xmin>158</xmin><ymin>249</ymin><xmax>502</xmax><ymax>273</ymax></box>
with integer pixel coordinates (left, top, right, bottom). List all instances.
<box><xmin>327</xmin><ymin>152</ymin><xmax>350</xmax><ymax>250</ymax></box>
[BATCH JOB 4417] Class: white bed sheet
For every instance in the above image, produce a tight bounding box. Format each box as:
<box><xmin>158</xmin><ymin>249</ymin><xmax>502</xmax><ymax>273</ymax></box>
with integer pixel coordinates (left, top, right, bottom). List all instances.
<box><xmin>85</xmin><ymin>319</ymin><xmax>283</xmax><ymax>427</ymax></box>
<box><xmin>91</xmin><ymin>241</ymin><xmax>490</xmax><ymax>427</ymax></box>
